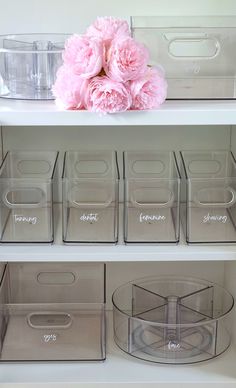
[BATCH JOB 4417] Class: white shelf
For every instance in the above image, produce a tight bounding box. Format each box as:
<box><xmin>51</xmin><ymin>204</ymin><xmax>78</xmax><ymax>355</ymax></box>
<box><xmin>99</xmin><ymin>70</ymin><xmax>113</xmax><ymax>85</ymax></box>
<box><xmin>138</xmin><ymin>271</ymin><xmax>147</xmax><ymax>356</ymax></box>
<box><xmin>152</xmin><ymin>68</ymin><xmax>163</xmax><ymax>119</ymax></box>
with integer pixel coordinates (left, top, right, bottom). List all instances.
<box><xmin>0</xmin><ymin>311</ymin><xmax>235</xmax><ymax>387</ymax></box>
<box><xmin>1</xmin><ymin>99</ymin><xmax>236</xmax><ymax>126</ymax></box>
<box><xmin>1</xmin><ymin>204</ymin><xmax>236</xmax><ymax>262</ymax></box>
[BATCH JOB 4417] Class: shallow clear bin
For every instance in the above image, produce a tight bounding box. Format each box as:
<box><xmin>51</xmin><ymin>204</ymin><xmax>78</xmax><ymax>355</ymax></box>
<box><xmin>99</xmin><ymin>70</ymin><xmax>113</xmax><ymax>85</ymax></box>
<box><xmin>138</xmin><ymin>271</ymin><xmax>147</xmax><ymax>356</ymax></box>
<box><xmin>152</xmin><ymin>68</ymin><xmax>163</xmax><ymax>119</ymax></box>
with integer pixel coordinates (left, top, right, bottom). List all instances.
<box><xmin>0</xmin><ymin>262</ymin><xmax>106</xmax><ymax>362</ymax></box>
<box><xmin>180</xmin><ymin>150</ymin><xmax>236</xmax><ymax>244</ymax></box>
<box><xmin>112</xmin><ymin>276</ymin><xmax>234</xmax><ymax>364</ymax></box>
<box><xmin>124</xmin><ymin>151</ymin><xmax>180</xmax><ymax>243</ymax></box>
<box><xmin>63</xmin><ymin>150</ymin><xmax>119</xmax><ymax>243</ymax></box>
<box><xmin>0</xmin><ymin>151</ymin><xmax>58</xmax><ymax>243</ymax></box>
<box><xmin>0</xmin><ymin>34</ymin><xmax>69</xmax><ymax>100</ymax></box>
<box><xmin>131</xmin><ymin>16</ymin><xmax>236</xmax><ymax>99</ymax></box>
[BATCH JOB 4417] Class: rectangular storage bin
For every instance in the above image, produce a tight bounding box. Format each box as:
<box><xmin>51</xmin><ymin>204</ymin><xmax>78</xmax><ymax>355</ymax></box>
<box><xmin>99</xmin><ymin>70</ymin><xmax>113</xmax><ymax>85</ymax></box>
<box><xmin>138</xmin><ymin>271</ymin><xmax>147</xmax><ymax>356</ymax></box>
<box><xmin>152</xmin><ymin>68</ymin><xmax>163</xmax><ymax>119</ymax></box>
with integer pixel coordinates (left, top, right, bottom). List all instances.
<box><xmin>0</xmin><ymin>262</ymin><xmax>106</xmax><ymax>362</ymax></box>
<box><xmin>180</xmin><ymin>150</ymin><xmax>236</xmax><ymax>243</ymax></box>
<box><xmin>124</xmin><ymin>151</ymin><xmax>180</xmax><ymax>243</ymax></box>
<box><xmin>131</xmin><ymin>16</ymin><xmax>236</xmax><ymax>99</ymax></box>
<box><xmin>0</xmin><ymin>151</ymin><xmax>58</xmax><ymax>243</ymax></box>
<box><xmin>62</xmin><ymin>150</ymin><xmax>119</xmax><ymax>243</ymax></box>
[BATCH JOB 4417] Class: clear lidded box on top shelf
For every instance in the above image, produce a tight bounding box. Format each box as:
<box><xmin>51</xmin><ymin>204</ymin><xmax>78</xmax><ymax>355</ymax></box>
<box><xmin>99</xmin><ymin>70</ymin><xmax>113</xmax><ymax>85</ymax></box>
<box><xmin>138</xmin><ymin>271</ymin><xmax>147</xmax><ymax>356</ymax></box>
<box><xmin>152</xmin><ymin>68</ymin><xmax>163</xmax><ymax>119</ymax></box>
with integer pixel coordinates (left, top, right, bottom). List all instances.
<box><xmin>62</xmin><ymin>150</ymin><xmax>119</xmax><ymax>244</ymax></box>
<box><xmin>0</xmin><ymin>150</ymin><xmax>58</xmax><ymax>243</ymax></box>
<box><xmin>123</xmin><ymin>151</ymin><xmax>180</xmax><ymax>243</ymax></box>
<box><xmin>0</xmin><ymin>34</ymin><xmax>69</xmax><ymax>100</ymax></box>
<box><xmin>0</xmin><ymin>262</ymin><xmax>106</xmax><ymax>362</ymax></box>
<box><xmin>131</xmin><ymin>16</ymin><xmax>236</xmax><ymax>99</ymax></box>
<box><xmin>180</xmin><ymin>150</ymin><xmax>236</xmax><ymax>243</ymax></box>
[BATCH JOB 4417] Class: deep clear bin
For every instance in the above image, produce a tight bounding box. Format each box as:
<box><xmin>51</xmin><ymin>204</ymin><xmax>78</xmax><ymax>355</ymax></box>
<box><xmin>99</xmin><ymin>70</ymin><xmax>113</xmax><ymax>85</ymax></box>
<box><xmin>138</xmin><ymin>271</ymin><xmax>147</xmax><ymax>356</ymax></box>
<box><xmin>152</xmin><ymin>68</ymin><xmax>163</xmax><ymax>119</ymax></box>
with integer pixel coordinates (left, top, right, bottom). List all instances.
<box><xmin>0</xmin><ymin>151</ymin><xmax>58</xmax><ymax>243</ymax></box>
<box><xmin>112</xmin><ymin>276</ymin><xmax>234</xmax><ymax>364</ymax></box>
<box><xmin>62</xmin><ymin>150</ymin><xmax>119</xmax><ymax>244</ymax></box>
<box><xmin>124</xmin><ymin>151</ymin><xmax>180</xmax><ymax>243</ymax></box>
<box><xmin>131</xmin><ymin>16</ymin><xmax>236</xmax><ymax>99</ymax></box>
<box><xmin>180</xmin><ymin>150</ymin><xmax>236</xmax><ymax>243</ymax></box>
<box><xmin>0</xmin><ymin>262</ymin><xmax>106</xmax><ymax>362</ymax></box>
<box><xmin>0</xmin><ymin>34</ymin><xmax>69</xmax><ymax>100</ymax></box>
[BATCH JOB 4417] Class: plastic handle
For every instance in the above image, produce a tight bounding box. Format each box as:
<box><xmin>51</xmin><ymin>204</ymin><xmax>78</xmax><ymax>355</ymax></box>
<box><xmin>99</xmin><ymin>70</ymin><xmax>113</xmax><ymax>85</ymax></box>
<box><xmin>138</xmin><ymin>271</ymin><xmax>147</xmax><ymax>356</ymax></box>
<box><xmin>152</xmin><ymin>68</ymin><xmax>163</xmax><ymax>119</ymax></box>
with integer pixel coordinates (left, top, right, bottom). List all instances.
<box><xmin>27</xmin><ymin>312</ymin><xmax>72</xmax><ymax>329</ymax></box>
<box><xmin>68</xmin><ymin>187</ymin><xmax>112</xmax><ymax>208</ymax></box>
<box><xmin>193</xmin><ymin>187</ymin><xmax>236</xmax><ymax>208</ymax></box>
<box><xmin>131</xmin><ymin>189</ymin><xmax>174</xmax><ymax>208</ymax></box>
<box><xmin>168</xmin><ymin>37</ymin><xmax>220</xmax><ymax>59</ymax></box>
<box><xmin>2</xmin><ymin>187</ymin><xmax>46</xmax><ymax>209</ymax></box>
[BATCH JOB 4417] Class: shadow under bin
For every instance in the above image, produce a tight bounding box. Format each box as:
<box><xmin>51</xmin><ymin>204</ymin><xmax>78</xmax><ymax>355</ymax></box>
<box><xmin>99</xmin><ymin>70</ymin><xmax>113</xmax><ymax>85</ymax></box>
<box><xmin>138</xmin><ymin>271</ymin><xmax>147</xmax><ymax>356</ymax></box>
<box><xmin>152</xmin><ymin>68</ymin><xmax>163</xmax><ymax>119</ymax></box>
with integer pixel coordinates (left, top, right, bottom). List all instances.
<box><xmin>62</xmin><ymin>150</ymin><xmax>119</xmax><ymax>244</ymax></box>
<box><xmin>0</xmin><ymin>150</ymin><xmax>58</xmax><ymax>243</ymax></box>
<box><xmin>123</xmin><ymin>151</ymin><xmax>180</xmax><ymax>243</ymax></box>
<box><xmin>180</xmin><ymin>150</ymin><xmax>236</xmax><ymax>243</ymax></box>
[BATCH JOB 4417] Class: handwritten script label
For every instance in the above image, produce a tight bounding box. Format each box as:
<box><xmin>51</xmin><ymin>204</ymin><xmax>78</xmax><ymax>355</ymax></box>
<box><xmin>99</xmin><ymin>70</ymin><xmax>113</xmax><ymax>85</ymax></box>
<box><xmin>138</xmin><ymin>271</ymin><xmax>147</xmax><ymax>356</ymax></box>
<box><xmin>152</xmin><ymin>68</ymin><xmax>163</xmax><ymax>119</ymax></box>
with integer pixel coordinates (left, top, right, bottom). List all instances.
<box><xmin>203</xmin><ymin>213</ymin><xmax>227</xmax><ymax>224</ymax></box>
<box><xmin>80</xmin><ymin>213</ymin><xmax>99</xmax><ymax>222</ymax></box>
<box><xmin>139</xmin><ymin>213</ymin><xmax>166</xmax><ymax>223</ymax></box>
<box><xmin>14</xmin><ymin>215</ymin><xmax>37</xmax><ymax>225</ymax></box>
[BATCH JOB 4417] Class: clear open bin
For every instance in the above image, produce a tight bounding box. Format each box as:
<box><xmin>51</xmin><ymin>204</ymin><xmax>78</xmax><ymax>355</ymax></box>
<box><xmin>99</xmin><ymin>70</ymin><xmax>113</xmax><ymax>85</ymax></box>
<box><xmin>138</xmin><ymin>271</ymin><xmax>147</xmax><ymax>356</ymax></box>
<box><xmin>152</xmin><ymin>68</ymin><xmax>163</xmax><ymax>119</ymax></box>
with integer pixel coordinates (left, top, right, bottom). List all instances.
<box><xmin>180</xmin><ymin>150</ymin><xmax>236</xmax><ymax>244</ymax></box>
<box><xmin>124</xmin><ymin>151</ymin><xmax>180</xmax><ymax>243</ymax></box>
<box><xmin>0</xmin><ymin>262</ymin><xmax>106</xmax><ymax>362</ymax></box>
<box><xmin>0</xmin><ymin>34</ymin><xmax>69</xmax><ymax>100</ymax></box>
<box><xmin>112</xmin><ymin>276</ymin><xmax>234</xmax><ymax>364</ymax></box>
<box><xmin>131</xmin><ymin>16</ymin><xmax>236</xmax><ymax>99</ymax></box>
<box><xmin>62</xmin><ymin>150</ymin><xmax>119</xmax><ymax>244</ymax></box>
<box><xmin>0</xmin><ymin>151</ymin><xmax>58</xmax><ymax>243</ymax></box>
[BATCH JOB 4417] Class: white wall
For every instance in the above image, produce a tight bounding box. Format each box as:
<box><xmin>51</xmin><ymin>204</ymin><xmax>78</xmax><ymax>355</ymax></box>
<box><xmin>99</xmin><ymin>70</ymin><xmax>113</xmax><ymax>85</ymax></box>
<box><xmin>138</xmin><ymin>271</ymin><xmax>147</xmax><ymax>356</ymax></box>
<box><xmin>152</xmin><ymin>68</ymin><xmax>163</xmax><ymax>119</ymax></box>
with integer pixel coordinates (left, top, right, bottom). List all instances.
<box><xmin>0</xmin><ymin>0</ymin><xmax>236</xmax><ymax>34</ymax></box>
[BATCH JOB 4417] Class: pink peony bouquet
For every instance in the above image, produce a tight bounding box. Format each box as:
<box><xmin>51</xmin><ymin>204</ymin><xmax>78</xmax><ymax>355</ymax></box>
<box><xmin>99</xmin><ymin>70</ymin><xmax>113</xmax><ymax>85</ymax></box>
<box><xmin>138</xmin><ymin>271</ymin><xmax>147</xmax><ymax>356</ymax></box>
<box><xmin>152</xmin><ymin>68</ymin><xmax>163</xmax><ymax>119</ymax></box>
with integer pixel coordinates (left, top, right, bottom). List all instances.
<box><xmin>53</xmin><ymin>17</ymin><xmax>167</xmax><ymax>113</ymax></box>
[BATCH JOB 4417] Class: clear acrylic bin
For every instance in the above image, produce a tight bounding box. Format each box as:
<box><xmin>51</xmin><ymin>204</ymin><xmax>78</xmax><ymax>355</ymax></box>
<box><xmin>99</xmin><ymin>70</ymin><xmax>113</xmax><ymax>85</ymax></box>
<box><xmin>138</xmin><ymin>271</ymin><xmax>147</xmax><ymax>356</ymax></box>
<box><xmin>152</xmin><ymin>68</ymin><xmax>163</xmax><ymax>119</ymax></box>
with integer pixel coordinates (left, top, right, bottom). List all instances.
<box><xmin>131</xmin><ymin>16</ymin><xmax>236</xmax><ymax>99</ymax></box>
<box><xmin>0</xmin><ymin>151</ymin><xmax>58</xmax><ymax>243</ymax></box>
<box><xmin>62</xmin><ymin>150</ymin><xmax>119</xmax><ymax>243</ymax></box>
<box><xmin>124</xmin><ymin>151</ymin><xmax>180</xmax><ymax>243</ymax></box>
<box><xmin>112</xmin><ymin>276</ymin><xmax>234</xmax><ymax>364</ymax></box>
<box><xmin>180</xmin><ymin>150</ymin><xmax>236</xmax><ymax>244</ymax></box>
<box><xmin>0</xmin><ymin>262</ymin><xmax>106</xmax><ymax>362</ymax></box>
<box><xmin>0</xmin><ymin>34</ymin><xmax>68</xmax><ymax>100</ymax></box>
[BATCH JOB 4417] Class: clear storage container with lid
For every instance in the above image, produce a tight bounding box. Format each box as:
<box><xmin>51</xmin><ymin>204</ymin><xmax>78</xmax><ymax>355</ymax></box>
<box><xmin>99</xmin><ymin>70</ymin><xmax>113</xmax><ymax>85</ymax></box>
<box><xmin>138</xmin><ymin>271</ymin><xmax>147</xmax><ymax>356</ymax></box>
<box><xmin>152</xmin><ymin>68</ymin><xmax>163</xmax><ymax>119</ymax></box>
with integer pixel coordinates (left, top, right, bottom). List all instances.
<box><xmin>131</xmin><ymin>16</ymin><xmax>236</xmax><ymax>99</ymax></box>
<box><xmin>0</xmin><ymin>150</ymin><xmax>58</xmax><ymax>243</ymax></box>
<box><xmin>112</xmin><ymin>276</ymin><xmax>234</xmax><ymax>364</ymax></box>
<box><xmin>0</xmin><ymin>262</ymin><xmax>106</xmax><ymax>362</ymax></box>
<box><xmin>123</xmin><ymin>151</ymin><xmax>180</xmax><ymax>243</ymax></box>
<box><xmin>180</xmin><ymin>150</ymin><xmax>236</xmax><ymax>243</ymax></box>
<box><xmin>0</xmin><ymin>34</ymin><xmax>69</xmax><ymax>99</ymax></box>
<box><xmin>62</xmin><ymin>150</ymin><xmax>119</xmax><ymax>243</ymax></box>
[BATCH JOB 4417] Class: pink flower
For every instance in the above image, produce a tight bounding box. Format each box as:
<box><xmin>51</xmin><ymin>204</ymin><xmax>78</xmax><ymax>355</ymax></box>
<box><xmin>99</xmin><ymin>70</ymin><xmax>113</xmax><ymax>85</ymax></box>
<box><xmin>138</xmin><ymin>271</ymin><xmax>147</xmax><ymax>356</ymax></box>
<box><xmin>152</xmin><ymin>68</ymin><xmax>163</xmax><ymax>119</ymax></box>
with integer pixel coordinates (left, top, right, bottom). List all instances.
<box><xmin>104</xmin><ymin>37</ymin><xmax>149</xmax><ymax>82</ymax></box>
<box><xmin>63</xmin><ymin>34</ymin><xmax>103</xmax><ymax>79</ymax></box>
<box><xmin>52</xmin><ymin>65</ymin><xmax>87</xmax><ymax>110</ymax></box>
<box><xmin>86</xmin><ymin>17</ymin><xmax>130</xmax><ymax>44</ymax></box>
<box><xmin>130</xmin><ymin>67</ymin><xmax>167</xmax><ymax>110</ymax></box>
<box><xmin>84</xmin><ymin>76</ymin><xmax>132</xmax><ymax>113</ymax></box>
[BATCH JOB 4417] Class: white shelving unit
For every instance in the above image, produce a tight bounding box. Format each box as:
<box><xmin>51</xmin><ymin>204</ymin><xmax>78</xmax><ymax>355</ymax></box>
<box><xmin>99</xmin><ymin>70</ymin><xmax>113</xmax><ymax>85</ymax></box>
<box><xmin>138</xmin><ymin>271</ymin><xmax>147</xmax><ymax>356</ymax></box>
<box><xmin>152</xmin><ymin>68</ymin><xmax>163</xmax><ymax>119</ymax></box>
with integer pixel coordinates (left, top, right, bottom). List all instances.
<box><xmin>1</xmin><ymin>99</ymin><xmax>236</xmax><ymax>387</ymax></box>
<box><xmin>1</xmin><ymin>99</ymin><xmax>236</xmax><ymax>126</ymax></box>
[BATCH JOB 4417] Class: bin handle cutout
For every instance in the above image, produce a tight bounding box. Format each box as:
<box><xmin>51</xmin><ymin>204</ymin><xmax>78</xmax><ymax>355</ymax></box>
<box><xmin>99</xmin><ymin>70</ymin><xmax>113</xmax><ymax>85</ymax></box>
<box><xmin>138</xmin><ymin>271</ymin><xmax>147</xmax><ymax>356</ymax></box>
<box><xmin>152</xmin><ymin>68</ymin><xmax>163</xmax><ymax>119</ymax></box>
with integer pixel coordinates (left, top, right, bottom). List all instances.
<box><xmin>193</xmin><ymin>187</ymin><xmax>236</xmax><ymax>208</ymax></box>
<box><xmin>2</xmin><ymin>187</ymin><xmax>46</xmax><ymax>208</ymax></box>
<box><xmin>131</xmin><ymin>188</ymin><xmax>174</xmax><ymax>208</ymax></box>
<box><xmin>68</xmin><ymin>186</ymin><xmax>112</xmax><ymax>208</ymax></box>
<box><xmin>168</xmin><ymin>37</ymin><xmax>220</xmax><ymax>59</ymax></box>
<box><xmin>27</xmin><ymin>312</ymin><xmax>72</xmax><ymax>329</ymax></box>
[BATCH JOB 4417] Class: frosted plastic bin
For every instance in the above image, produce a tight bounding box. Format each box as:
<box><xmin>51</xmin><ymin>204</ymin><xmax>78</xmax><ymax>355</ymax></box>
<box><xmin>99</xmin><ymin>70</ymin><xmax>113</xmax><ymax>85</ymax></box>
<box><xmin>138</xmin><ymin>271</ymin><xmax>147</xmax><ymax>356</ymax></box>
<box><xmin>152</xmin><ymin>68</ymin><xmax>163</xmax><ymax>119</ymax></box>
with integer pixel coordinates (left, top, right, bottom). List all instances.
<box><xmin>131</xmin><ymin>16</ymin><xmax>236</xmax><ymax>99</ymax></box>
<box><xmin>180</xmin><ymin>150</ymin><xmax>236</xmax><ymax>243</ymax></box>
<box><xmin>0</xmin><ymin>151</ymin><xmax>58</xmax><ymax>243</ymax></box>
<box><xmin>62</xmin><ymin>150</ymin><xmax>119</xmax><ymax>244</ymax></box>
<box><xmin>0</xmin><ymin>262</ymin><xmax>106</xmax><ymax>362</ymax></box>
<box><xmin>112</xmin><ymin>276</ymin><xmax>234</xmax><ymax>364</ymax></box>
<box><xmin>0</xmin><ymin>34</ymin><xmax>69</xmax><ymax>99</ymax></box>
<box><xmin>124</xmin><ymin>151</ymin><xmax>180</xmax><ymax>243</ymax></box>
